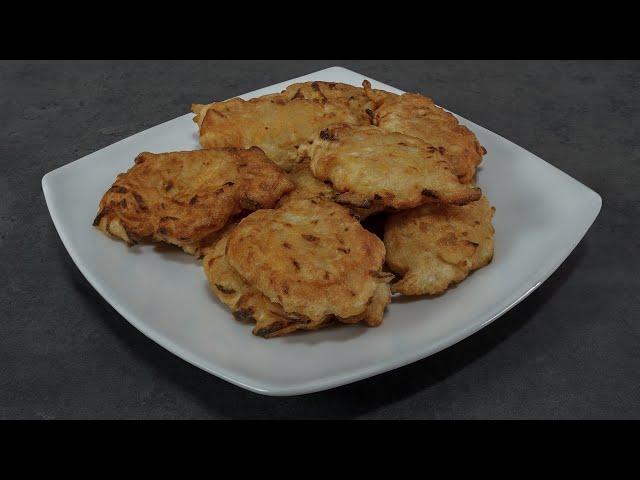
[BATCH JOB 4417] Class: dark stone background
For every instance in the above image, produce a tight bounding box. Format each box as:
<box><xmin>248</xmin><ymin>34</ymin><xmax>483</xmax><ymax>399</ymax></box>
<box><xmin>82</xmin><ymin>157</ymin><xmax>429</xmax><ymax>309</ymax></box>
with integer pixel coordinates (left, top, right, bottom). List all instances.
<box><xmin>1</xmin><ymin>60</ymin><xmax>638</xmax><ymax>419</ymax></box>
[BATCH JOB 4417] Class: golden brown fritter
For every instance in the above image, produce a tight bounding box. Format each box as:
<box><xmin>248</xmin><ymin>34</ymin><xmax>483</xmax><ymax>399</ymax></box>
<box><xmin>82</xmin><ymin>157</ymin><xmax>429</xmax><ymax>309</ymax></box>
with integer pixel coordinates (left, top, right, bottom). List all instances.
<box><xmin>384</xmin><ymin>195</ymin><xmax>495</xmax><ymax>296</ymax></box>
<box><xmin>203</xmin><ymin>227</ymin><xmax>391</xmax><ymax>338</ymax></box>
<box><xmin>225</xmin><ymin>198</ymin><xmax>392</xmax><ymax>323</ymax></box>
<box><xmin>364</xmin><ymin>85</ymin><xmax>485</xmax><ymax>184</ymax></box>
<box><xmin>203</xmin><ymin>228</ymin><xmax>329</xmax><ymax>337</ymax></box>
<box><xmin>306</xmin><ymin>124</ymin><xmax>481</xmax><ymax>211</ymax></box>
<box><xmin>191</xmin><ymin>82</ymin><xmax>374</xmax><ymax>171</ymax></box>
<box><xmin>277</xmin><ymin>160</ymin><xmax>384</xmax><ymax>221</ymax></box>
<box><xmin>281</xmin><ymin>81</ymin><xmax>374</xmax><ymax>123</ymax></box>
<box><xmin>93</xmin><ymin>148</ymin><xmax>294</xmax><ymax>255</ymax></box>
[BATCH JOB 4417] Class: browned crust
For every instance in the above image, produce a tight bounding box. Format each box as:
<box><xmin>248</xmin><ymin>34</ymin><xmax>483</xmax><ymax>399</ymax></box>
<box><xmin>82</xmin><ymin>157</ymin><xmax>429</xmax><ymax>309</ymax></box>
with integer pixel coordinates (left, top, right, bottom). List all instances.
<box><xmin>192</xmin><ymin>82</ymin><xmax>377</xmax><ymax>171</ymax></box>
<box><xmin>384</xmin><ymin>196</ymin><xmax>495</xmax><ymax>295</ymax></box>
<box><xmin>203</xmin><ymin>227</ymin><xmax>392</xmax><ymax>338</ymax></box>
<box><xmin>93</xmin><ymin>148</ymin><xmax>294</xmax><ymax>254</ymax></box>
<box><xmin>365</xmin><ymin>89</ymin><xmax>485</xmax><ymax>184</ymax></box>
<box><xmin>276</xmin><ymin>159</ymin><xmax>385</xmax><ymax>220</ymax></box>
<box><xmin>307</xmin><ymin>124</ymin><xmax>481</xmax><ymax>211</ymax></box>
<box><xmin>225</xmin><ymin>198</ymin><xmax>391</xmax><ymax>322</ymax></box>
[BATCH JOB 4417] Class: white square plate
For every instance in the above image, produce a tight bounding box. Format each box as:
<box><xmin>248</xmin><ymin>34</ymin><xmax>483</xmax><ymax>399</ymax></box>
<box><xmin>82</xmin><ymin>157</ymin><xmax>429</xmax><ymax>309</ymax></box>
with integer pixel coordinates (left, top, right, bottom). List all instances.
<box><xmin>42</xmin><ymin>66</ymin><xmax>601</xmax><ymax>396</ymax></box>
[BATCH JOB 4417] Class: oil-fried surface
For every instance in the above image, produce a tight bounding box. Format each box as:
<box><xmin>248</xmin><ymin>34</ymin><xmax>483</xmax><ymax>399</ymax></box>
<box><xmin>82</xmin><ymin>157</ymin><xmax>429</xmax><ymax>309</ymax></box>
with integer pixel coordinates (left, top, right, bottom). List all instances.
<box><xmin>192</xmin><ymin>81</ymin><xmax>374</xmax><ymax>172</ymax></box>
<box><xmin>226</xmin><ymin>198</ymin><xmax>391</xmax><ymax>323</ymax></box>
<box><xmin>361</xmin><ymin>80</ymin><xmax>396</xmax><ymax>106</ymax></box>
<box><xmin>364</xmin><ymin>84</ymin><xmax>485</xmax><ymax>184</ymax></box>
<box><xmin>277</xmin><ymin>160</ymin><xmax>384</xmax><ymax>221</ymax></box>
<box><xmin>384</xmin><ymin>195</ymin><xmax>495</xmax><ymax>295</ymax></box>
<box><xmin>93</xmin><ymin>148</ymin><xmax>294</xmax><ymax>255</ymax></box>
<box><xmin>204</xmin><ymin>228</ymin><xmax>392</xmax><ymax>337</ymax></box>
<box><xmin>281</xmin><ymin>81</ymin><xmax>374</xmax><ymax>124</ymax></box>
<box><xmin>307</xmin><ymin>124</ymin><xmax>481</xmax><ymax>211</ymax></box>
<box><xmin>337</xmin><ymin>282</ymin><xmax>391</xmax><ymax>327</ymax></box>
<box><xmin>203</xmin><ymin>229</ymin><xmax>328</xmax><ymax>337</ymax></box>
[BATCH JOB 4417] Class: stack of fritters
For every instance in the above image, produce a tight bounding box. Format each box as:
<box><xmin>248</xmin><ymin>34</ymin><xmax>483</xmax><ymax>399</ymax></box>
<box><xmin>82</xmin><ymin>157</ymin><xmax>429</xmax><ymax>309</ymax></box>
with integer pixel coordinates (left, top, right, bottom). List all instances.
<box><xmin>204</xmin><ymin>199</ymin><xmax>392</xmax><ymax>337</ymax></box>
<box><xmin>94</xmin><ymin>80</ymin><xmax>496</xmax><ymax>338</ymax></box>
<box><xmin>192</xmin><ymin>81</ymin><xmax>375</xmax><ymax>171</ymax></box>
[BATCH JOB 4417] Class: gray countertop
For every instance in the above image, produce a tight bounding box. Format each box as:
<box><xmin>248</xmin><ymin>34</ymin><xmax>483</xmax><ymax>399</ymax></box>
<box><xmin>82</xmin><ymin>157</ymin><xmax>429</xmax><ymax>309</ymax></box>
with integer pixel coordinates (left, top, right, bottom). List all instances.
<box><xmin>2</xmin><ymin>60</ymin><xmax>638</xmax><ymax>419</ymax></box>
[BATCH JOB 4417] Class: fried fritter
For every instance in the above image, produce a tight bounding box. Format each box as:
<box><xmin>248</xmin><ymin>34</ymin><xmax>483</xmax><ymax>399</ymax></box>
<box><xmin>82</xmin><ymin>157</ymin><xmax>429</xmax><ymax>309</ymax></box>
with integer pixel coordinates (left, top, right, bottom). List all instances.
<box><xmin>225</xmin><ymin>198</ymin><xmax>392</xmax><ymax>323</ymax></box>
<box><xmin>192</xmin><ymin>82</ymin><xmax>373</xmax><ymax>171</ymax></box>
<box><xmin>204</xmin><ymin>228</ymin><xmax>329</xmax><ymax>337</ymax></box>
<box><xmin>281</xmin><ymin>81</ymin><xmax>374</xmax><ymax>123</ymax></box>
<box><xmin>364</xmin><ymin>85</ymin><xmax>485</xmax><ymax>184</ymax></box>
<box><xmin>277</xmin><ymin>160</ymin><xmax>384</xmax><ymax>221</ymax></box>
<box><xmin>93</xmin><ymin>148</ymin><xmax>294</xmax><ymax>255</ymax></box>
<box><xmin>384</xmin><ymin>195</ymin><xmax>495</xmax><ymax>295</ymax></box>
<box><xmin>306</xmin><ymin>124</ymin><xmax>481</xmax><ymax>211</ymax></box>
<box><xmin>204</xmin><ymin>227</ymin><xmax>391</xmax><ymax>338</ymax></box>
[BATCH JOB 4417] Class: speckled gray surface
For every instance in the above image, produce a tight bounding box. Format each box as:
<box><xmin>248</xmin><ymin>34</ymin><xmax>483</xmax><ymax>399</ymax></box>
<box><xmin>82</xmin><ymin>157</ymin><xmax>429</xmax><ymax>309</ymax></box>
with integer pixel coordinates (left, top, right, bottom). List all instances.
<box><xmin>1</xmin><ymin>60</ymin><xmax>638</xmax><ymax>419</ymax></box>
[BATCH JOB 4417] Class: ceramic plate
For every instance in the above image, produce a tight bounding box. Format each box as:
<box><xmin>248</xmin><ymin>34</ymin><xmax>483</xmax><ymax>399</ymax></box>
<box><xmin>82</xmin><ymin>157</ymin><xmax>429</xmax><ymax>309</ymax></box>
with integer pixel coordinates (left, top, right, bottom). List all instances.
<box><xmin>42</xmin><ymin>67</ymin><xmax>601</xmax><ymax>395</ymax></box>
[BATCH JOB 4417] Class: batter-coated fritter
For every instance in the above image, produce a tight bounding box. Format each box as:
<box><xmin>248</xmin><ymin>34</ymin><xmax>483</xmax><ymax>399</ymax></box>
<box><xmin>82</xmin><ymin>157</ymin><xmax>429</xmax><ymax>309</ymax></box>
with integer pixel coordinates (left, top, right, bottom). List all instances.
<box><xmin>204</xmin><ymin>228</ymin><xmax>391</xmax><ymax>338</ymax></box>
<box><xmin>192</xmin><ymin>82</ymin><xmax>373</xmax><ymax>171</ymax></box>
<box><xmin>93</xmin><ymin>148</ymin><xmax>294</xmax><ymax>255</ymax></box>
<box><xmin>365</xmin><ymin>86</ymin><xmax>485</xmax><ymax>184</ymax></box>
<box><xmin>277</xmin><ymin>160</ymin><xmax>384</xmax><ymax>221</ymax></box>
<box><xmin>226</xmin><ymin>198</ymin><xmax>392</xmax><ymax>323</ymax></box>
<box><xmin>307</xmin><ymin>124</ymin><xmax>481</xmax><ymax>211</ymax></box>
<box><xmin>384</xmin><ymin>195</ymin><xmax>495</xmax><ymax>295</ymax></box>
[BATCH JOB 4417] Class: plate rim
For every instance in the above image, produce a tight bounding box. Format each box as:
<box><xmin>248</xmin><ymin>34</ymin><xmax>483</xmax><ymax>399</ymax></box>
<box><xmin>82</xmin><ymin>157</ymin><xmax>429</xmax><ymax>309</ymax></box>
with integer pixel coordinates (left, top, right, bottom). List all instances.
<box><xmin>42</xmin><ymin>65</ymin><xmax>602</xmax><ymax>396</ymax></box>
